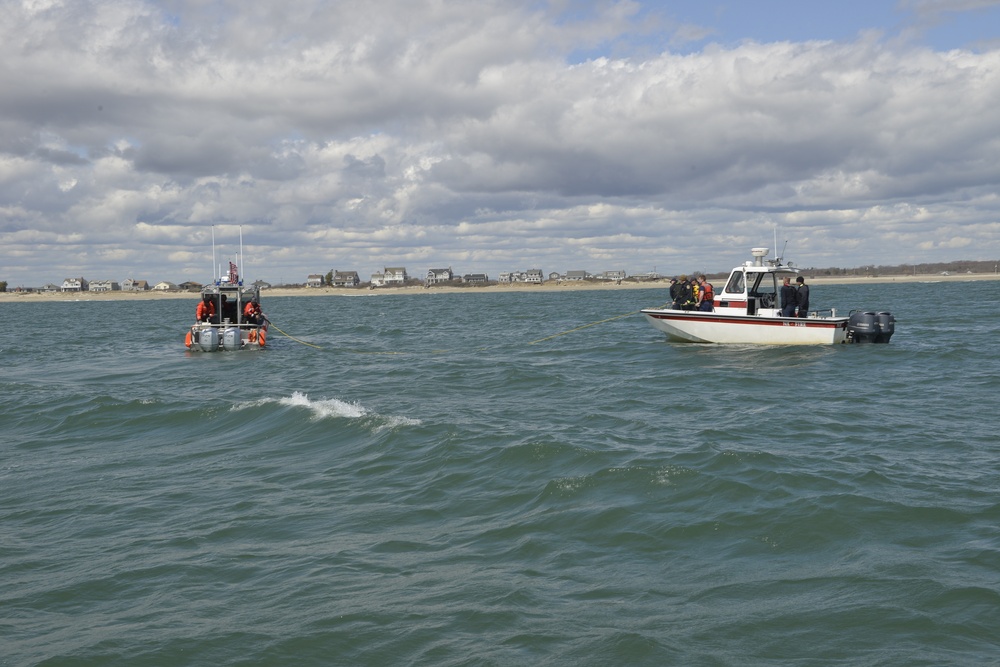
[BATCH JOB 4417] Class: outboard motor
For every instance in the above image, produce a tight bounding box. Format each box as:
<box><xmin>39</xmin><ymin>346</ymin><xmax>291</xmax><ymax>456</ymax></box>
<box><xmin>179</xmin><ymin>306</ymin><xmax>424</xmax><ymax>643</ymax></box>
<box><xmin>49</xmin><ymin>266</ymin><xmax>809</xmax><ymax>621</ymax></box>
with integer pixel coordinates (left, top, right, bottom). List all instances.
<box><xmin>847</xmin><ymin>311</ymin><xmax>879</xmax><ymax>343</ymax></box>
<box><xmin>222</xmin><ymin>327</ymin><xmax>242</xmax><ymax>351</ymax></box>
<box><xmin>875</xmin><ymin>312</ymin><xmax>895</xmax><ymax>343</ymax></box>
<box><xmin>199</xmin><ymin>327</ymin><xmax>220</xmax><ymax>351</ymax></box>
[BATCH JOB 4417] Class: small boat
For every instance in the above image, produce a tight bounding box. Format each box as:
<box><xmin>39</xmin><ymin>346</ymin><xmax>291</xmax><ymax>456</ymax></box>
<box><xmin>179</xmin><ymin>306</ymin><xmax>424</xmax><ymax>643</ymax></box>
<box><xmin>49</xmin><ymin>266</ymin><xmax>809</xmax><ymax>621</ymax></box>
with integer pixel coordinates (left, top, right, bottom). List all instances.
<box><xmin>185</xmin><ymin>229</ymin><xmax>267</xmax><ymax>351</ymax></box>
<box><xmin>641</xmin><ymin>248</ymin><xmax>895</xmax><ymax>345</ymax></box>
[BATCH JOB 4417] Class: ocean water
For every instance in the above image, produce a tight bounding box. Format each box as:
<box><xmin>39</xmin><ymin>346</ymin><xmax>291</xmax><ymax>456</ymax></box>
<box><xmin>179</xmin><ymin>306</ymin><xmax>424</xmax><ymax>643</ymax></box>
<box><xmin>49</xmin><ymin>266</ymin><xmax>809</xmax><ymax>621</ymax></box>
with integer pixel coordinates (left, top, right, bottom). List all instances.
<box><xmin>2</xmin><ymin>280</ymin><xmax>999</xmax><ymax>666</ymax></box>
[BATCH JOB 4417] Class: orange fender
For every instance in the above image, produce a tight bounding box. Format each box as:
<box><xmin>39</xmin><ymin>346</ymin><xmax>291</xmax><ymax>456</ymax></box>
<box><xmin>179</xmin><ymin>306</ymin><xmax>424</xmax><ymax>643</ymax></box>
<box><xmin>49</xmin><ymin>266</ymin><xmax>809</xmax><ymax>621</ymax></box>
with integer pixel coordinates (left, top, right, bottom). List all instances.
<box><xmin>248</xmin><ymin>329</ymin><xmax>257</xmax><ymax>344</ymax></box>
<box><xmin>185</xmin><ymin>331</ymin><xmax>192</xmax><ymax>348</ymax></box>
<box><xmin>258</xmin><ymin>329</ymin><xmax>266</xmax><ymax>347</ymax></box>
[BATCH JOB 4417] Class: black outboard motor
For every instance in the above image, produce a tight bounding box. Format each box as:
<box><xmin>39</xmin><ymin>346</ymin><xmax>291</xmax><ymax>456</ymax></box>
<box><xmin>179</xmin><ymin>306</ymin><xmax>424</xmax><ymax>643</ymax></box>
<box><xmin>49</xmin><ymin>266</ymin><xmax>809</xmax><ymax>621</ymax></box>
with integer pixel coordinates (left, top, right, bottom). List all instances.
<box><xmin>875</xmin><ymin>311</ymin><xmax>895</xmax><ymax>343</ymax></box>
<box><xmin>847</xmin><ymin>311</ymin><xmax>879</xmax><ymax>343</ymax></box>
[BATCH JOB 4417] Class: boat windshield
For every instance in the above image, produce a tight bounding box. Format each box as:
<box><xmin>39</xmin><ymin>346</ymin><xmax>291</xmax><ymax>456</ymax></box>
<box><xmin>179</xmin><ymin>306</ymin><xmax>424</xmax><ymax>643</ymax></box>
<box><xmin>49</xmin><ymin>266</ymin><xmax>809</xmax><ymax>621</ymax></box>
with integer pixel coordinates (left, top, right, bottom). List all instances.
<box><xmin>725</xmin><ymin>271</ymin><xmax>745</xmax><ymax>294</ymax></box>
<box><xmin>748</xmin><ymin>272</ymin><xmax>777</xmax><ymax>304</ymax></box>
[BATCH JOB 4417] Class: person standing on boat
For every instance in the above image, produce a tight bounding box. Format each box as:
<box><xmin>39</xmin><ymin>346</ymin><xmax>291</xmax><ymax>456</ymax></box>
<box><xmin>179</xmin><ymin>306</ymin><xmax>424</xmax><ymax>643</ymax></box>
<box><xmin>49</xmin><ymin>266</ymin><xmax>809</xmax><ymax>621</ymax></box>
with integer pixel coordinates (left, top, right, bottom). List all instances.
<box><xmin>697</xmin><ymin>275</ymin><xmax>714</xmax><ymax>311</ymax></box>
<box><xmin>196</xmin><ymin>295</ymin><xmax>216</xmax><ymax>322</ymax></box>
<box><xmin>673</xmin><ymin>275</ymin><xmax>694</xmax><ymax>310</ymax></box>
<box><xmin>780</xmin><ymin>277</ymin><xmax>797</xmax><ymax>317</ymax></box>
<box><xmin>794</xmin><ymin>276</ymin><xmax>810</xmax><ymax>317</ymax></box>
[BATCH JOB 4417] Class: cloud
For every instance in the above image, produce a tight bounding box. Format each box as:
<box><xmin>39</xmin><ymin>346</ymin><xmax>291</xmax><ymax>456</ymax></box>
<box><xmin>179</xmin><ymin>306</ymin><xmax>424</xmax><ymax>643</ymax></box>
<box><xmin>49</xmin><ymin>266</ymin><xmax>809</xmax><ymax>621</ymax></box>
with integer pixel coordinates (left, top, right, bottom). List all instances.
<box><xmin>1</xmin><ymin>0</ymin><xmax>1000</xmax><ymax>286</ymax></box>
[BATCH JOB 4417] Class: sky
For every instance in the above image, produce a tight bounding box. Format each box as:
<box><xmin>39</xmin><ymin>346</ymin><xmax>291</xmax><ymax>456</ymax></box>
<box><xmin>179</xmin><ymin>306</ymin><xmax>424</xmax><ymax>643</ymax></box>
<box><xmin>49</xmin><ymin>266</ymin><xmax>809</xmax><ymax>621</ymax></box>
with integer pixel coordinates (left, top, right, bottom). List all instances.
<box><xmin>2</xmin><ymin>0</ymin><xmax>1000</xmax><ymax>287</ymax></box>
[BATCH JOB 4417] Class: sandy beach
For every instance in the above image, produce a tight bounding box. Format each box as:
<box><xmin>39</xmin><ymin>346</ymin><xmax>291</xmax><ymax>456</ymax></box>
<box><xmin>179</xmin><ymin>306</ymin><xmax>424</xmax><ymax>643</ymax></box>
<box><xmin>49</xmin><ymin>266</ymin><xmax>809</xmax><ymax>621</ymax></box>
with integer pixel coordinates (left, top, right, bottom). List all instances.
<box><xmin>2</xmin><ymin>271</ymin><xmax>997</xmax><ymax>302</ymax></box>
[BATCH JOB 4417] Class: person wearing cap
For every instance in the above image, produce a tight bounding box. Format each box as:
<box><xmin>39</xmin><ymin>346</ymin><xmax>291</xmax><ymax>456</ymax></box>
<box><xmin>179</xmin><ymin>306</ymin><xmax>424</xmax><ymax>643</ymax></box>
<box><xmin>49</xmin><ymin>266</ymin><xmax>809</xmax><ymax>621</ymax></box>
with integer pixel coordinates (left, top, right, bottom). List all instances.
<box><xmin>794</xmin><ymin>275</ymin><xmax>810</xmax><ymax>317</ymax></box>
<box><xmin>672</xmin><ymin>274</ymin><xmax>693</xmax><ymax>309</ymax></box>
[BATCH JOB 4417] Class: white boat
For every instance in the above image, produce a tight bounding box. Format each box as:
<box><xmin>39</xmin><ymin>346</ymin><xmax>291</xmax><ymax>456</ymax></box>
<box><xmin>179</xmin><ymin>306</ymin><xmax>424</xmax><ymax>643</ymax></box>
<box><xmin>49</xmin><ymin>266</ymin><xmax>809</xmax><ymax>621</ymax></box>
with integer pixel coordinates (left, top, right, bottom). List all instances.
<box><xmin>641</xmin><ymin>248</ymin><xmax>895</xmax><ymax>345</ymax></box>
<box><xmin>185</xmin><ymin>229</ymin><xmax>268</xmax><ymax>352</ymax></box>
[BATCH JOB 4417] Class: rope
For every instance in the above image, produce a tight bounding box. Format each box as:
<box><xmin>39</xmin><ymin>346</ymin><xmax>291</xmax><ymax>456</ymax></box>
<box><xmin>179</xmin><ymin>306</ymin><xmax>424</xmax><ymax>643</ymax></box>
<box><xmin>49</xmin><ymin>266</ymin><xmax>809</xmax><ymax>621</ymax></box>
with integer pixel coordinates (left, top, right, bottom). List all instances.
<box><xmin>264</xmin><ymin>309</ymin><xmax>642</xmax><ymax>352</ymax></box>
<box><xmin>527</xmin><ymin>310</ymin><xmax>641</xmax><ymax>345</ymax></box>
<box><xmin>265</xmin><ymin>319</ymin><xmax>325</xmax><ymax>350</ymax></box>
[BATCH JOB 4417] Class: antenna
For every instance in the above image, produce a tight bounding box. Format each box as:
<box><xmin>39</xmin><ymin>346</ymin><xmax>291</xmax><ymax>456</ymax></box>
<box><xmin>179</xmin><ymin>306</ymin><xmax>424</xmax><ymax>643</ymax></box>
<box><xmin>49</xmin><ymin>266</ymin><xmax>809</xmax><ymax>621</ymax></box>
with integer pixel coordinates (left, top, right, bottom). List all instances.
<box><xmin>239</xmin><ymin>225</ymin><xmax>244</xmax><ymax>285</ymax></box>
<box><xmin>212</xmin><ymin>225</ymin><xmax>217</xmax><ymax>284</ymax></box>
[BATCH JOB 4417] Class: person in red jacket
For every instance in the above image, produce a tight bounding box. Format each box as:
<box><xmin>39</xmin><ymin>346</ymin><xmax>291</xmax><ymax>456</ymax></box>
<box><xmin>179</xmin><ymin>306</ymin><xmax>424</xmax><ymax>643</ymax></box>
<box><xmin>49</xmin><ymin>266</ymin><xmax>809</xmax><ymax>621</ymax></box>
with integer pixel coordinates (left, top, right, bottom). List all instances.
<box><xmin>243</xmin><ymin>297</ymin><xmax>264</xmax><ymax>325</ymax></box>
<box><xmin>196</xmin><ymin>295</ymin><xmax>216</xmax><ymax>322</ymax></box>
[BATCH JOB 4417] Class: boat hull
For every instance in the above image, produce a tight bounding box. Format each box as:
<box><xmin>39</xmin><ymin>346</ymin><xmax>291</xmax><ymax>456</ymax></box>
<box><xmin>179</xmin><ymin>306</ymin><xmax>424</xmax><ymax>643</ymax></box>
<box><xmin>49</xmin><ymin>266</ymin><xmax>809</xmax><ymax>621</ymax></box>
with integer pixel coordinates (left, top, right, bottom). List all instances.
<box><xmin>641</xmin><ymin>309</ymin><xmax>849</xmax><ymax>345</ymax></box>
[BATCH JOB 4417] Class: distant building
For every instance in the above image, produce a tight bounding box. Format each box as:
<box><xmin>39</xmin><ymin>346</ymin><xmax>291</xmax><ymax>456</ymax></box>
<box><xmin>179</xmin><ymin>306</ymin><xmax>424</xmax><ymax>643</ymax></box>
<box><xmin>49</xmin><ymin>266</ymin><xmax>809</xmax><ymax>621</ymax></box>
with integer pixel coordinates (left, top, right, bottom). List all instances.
<box><xmin>598</xmin><ymin>270</ymin><xmax>626</xmax><ymax>281</ymax></box>
<box><xmin>89</xmin><ymin>280</ymin><xmax>120</xmax><ymax>291</ymax></box>
<box><xmin>525</xmin><ymin>269</ymin><xmax>543</xmax><ymax>284</ymax></box>
<box><xmin>548</xmin><ymin>272</ymin><xmax>562</xmax><ymax>281</ymax></box>
<box><xmin>370</xmin><ymin>271</ymin><xmax>385</xmax><ymax>287</ymax></box>
<box><xmin>306</xmin><ymin>274</ymin><xmax>325</xmax><ymax>288</ymax></box>
<box><xmin>61</xmin><ymin>277</ymin><xmax>88</xmax><ymax>292</ymax></box>
<box><xmin>463</xmin><ymin>273</ymin><xmax>489</xmax><ymax>284</ymax></box>
<box><xmin>383</xmin><ymin>267</ymin><xmax>408</xmax><ymax>285</ymax></box>
<box><xmin>152</xmin><ymin>281</ymin><xmax>177</xmax><ymax>291</ymax></box>
<box><xmin>565</xmin><ymin>270</ymin><xmax>588</xmax><ymax>281</ymax></box>
<box><xmin>41</xmin><ymin>283</ymin><xmax>61</xmax><ymax>293</ymax></box>
<box><xmin>177</xmin><ymin>281</ymin><xmax>202</xmax><ymax>291</ymax></box>
<box><xmin>121</xmin><ymin>278</ymin><xmax>149</xmax><ymax>291</ymax></box>
<box><xmin>426</xmin><ymin>267</ymin><xmax>453</xmax><ymax>284</ymax></box>
<box><xmin>332</xmin><ymin>271</ymin><xmax>360</xmax><ymax>287</ymax></box>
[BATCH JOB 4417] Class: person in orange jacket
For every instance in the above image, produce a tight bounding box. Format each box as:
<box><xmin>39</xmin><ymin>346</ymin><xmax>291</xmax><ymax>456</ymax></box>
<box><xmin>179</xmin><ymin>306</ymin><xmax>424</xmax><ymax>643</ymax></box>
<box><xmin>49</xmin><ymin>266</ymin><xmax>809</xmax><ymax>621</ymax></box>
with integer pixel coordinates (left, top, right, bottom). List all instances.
<box><xmin>196</xmin><ymin>295</ymin><xmax>216</xmax><ymax>322</ymax></box>
<box><xmin>243</xmin><ymin>297</ymin><xmax>264</xmax><ymax>325</ymax></box>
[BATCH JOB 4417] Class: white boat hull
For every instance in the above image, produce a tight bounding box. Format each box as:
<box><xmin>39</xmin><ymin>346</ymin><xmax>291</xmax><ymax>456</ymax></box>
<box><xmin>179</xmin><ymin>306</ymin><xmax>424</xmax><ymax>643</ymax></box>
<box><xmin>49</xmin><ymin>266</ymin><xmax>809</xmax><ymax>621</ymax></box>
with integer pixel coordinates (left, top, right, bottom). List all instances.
<box><xmin>641</xmin><ymin>309</ymin><xmax>849</xmax><ymax>345</ymax></box>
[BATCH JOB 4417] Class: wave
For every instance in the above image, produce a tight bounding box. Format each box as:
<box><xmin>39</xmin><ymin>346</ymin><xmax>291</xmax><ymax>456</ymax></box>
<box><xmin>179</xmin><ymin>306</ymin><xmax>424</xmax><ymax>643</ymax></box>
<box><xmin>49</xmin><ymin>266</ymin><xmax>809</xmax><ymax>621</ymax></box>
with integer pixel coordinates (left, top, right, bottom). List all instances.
<box><xmin>233</xmin><ymin>391</ymin><xmax>421</xmax><ymax>431</ymax></box>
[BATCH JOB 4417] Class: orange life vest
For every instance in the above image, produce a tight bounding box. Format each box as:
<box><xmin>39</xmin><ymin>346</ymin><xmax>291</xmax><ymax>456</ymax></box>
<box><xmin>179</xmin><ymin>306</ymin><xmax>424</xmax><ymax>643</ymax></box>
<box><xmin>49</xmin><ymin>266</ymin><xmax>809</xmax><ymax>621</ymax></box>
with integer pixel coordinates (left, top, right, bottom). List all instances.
<box><xmin>701</xmin><ymin>281</ymin><xmax>714</xmax><ymax>301</ymax></box>
<box><xmin>196</xmin><ymin>300</ymin><xmax>216</xmax><ymax>321</ymax></box>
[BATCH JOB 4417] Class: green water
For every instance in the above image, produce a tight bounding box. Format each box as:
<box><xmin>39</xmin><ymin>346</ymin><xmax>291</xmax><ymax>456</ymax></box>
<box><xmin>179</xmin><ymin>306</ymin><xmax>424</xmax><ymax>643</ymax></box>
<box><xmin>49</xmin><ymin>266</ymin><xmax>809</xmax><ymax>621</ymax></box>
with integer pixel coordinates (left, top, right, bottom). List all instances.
<box><xmin>2</xmin><ymin>282</ymin><xmax>999</xmax><ymax>665</ymax></box>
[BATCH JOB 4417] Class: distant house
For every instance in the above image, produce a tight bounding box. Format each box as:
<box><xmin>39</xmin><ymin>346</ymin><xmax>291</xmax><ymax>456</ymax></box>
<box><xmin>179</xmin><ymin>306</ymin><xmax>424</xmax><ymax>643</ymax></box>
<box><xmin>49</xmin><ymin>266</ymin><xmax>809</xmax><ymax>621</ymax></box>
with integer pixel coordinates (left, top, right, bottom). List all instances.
<box><xmin>121</xmin><ymin>279</ymin><xmax>149</xmax><ymax>291</ymax></box>
<box><xmin>426</xmin><ymin>267</ymin><xmax>453</xmax><ymax>285</ymax></box>
<box><xmin>178</xmin><ymin>281</ymin><xmax>202</xmax><ymax>291</ymax></box>
<box><xmin>306</xmin><ymin>274</ymin><xmax>325</xmax><ymax>288</ymax></box>
<box><xmin>383</xmin><ymin>267</ymin><xmax>408</xmax><ymax>285</ymax></box>
<box><xmin>152</xmin><ymin>281</ymin><xmax>177</xmax><ymax>291</ymax></box>
<box><xmin>61</xmin><ymin>277</ymin><xmax>88</xmax><ymax>292</ymax></box>
<box><xmin>89</xmin><ymin>280</ymin><xmax>120</xmax><ymax>292</ymax></box>
<box><xmin>252</xmin><ymin>280</ymin><xmax>272</xmax><ymax>290</ymax></box>
<box><xmin>370</xmin><ymin>272</ymin><xmax>385</xmax><ymax>287</ymax></box>
<box><xmin>598</xmin><ymin>270</ymin><xmax>626</xmax><ymax>281</ymax></box>
<box><xmin>548</xmin><ymin>272</ymin><xmax>562</xmax><ymax>281</ymax></box>
<box><xmin>525</xmin><ymin>269</ymin><xmax>543</xmax><ymax>284</ymax></box>
<box><xmin>565</xmin><ymin>270</ymin><xmax>588</xmax><ymax>281</ymax></box>
<box><xmin>41</xmin><ymin>283</ymin><xmax>61</xmax><ymax>293</ymax></box>
<box><xmin>332</xmin><ymin>271</ymin><xmax>360</xmax><ymax>287</ymax></box>
<box><xmin>463</xmin><ymin>273</ymin><xmax>489</xmax><ymax>284</ymax></box>
<box><xmin>498</xmin><ymin>272</ymin><xmax>512</xmax><ymax>283</ymax></box>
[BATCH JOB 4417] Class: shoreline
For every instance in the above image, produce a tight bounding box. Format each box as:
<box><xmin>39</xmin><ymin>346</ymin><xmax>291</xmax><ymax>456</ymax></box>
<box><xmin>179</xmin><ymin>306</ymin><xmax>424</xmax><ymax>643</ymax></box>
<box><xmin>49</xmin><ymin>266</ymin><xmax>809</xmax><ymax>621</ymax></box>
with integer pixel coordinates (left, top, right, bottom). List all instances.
<box><xmin>2</xmin><ymin>272</ymin><xmax>997</xmax><ymax>302</ymax></box>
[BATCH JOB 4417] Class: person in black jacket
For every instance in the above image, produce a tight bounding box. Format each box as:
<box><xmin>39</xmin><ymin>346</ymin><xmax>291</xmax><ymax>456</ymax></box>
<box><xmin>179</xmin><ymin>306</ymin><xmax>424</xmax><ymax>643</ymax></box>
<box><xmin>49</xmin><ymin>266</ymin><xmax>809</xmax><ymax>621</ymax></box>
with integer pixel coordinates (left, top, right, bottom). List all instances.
<box><xmin>780</xmin><ymin>277</ymin><xmax>797</xmax><ymax>317</ymax></box>
<box><xmin>794</xmin><ymin>276</ymin><xmax>810</xmax><ymax>317</ymax></box>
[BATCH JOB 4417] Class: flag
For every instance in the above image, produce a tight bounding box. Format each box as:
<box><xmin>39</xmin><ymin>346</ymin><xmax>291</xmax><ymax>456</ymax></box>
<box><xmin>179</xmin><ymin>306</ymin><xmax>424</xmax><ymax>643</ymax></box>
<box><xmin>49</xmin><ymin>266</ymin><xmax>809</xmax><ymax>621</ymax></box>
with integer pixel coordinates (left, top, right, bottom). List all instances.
<box><xmin>229</xmin><ymin>261</ymin><xmax>239</xmax><ymax>284</ymax></box>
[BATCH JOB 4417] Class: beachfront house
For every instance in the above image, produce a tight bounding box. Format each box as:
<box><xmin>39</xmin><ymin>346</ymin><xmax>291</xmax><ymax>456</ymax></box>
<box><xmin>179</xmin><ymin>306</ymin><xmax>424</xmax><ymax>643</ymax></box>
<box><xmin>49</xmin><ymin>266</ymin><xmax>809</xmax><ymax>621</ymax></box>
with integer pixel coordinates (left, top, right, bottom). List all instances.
<box><xmin>41</xmin><ymin>283</ymin><xmax>61</xmax><ymax>293</ymax></box>
<box><xmin>121</xmin><ymin>279</ymin><xmax>149</xmax><ymax>291</ymax></box>
<box><xmin>370</xmin><ymin>272</ymin><xmax>385</xmax><ymax>287</ymax></box>
<box><xmin>548</xmin><ymin>272</ymin><xmax>562</xmax><ymax>281</ymax></box>
<box><xmin>178</xmin><ymin>281</ymin><xmax>202</xmax><ymax>291</ymax></box>
<box><xmin>306</xmin><ymin>274</ymin><xmax>325</xmax><ymax>288</ymax></box>
<box><xmin>332</xmin><ymin>271</ymin><xmax>360</xmax><ymax>287</ymax></box>
<box><xmin>426</xmin><ymin>268</ymin><xmax>453</xmax><ymax>285</ymax></box>
<box><xmin>152</xmin><ymin>281</ymin><xmax>177</xmax><ymax>291</ymax></box>
<box><xmin>61</xmin><ymin>277</ymin><xmax>88</xmax><ymax>292</ymax></box>
<box><xmin>89</xmin><ymin>280</ymin><xmax>120</xmax><ymax>292</ymax></box>
<box><xmin>525</xmin><ymin>269</ymin><xmax>543</xmax><ymax>284</ymax></box>
<box><xmin>598</xmin><ymin>270</ymin><xmax>627</xmax><ymax>281</ymax></box>
<box><xmin>565</xmin><ymin>270</ymin><xmax>589</xmax><ymax>281</ymax></box>
<box><xmin>383</xmin><ymin>267</ymin><xmax>408</xmax><ymax>285</ymax></box>
<box><xmin>463</xmin><ymin>273</ymin><xmax>489</xmax><ymax>284</ymax></box>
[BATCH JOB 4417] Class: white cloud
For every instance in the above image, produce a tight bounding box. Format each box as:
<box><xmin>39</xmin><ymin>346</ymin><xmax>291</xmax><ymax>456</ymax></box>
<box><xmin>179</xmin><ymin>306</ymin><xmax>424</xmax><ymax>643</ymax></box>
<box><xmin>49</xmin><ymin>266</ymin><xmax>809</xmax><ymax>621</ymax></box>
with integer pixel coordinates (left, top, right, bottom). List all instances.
<box><xmin>2</xmin><ymin>0</ymin><xmax>1000</xmax><ymax>286</ymax></box>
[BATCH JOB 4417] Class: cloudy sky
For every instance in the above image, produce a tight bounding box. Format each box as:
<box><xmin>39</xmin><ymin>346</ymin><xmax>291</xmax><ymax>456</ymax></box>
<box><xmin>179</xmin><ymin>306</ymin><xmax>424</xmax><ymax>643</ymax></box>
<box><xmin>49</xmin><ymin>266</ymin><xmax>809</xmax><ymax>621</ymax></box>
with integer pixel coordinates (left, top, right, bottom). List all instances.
<box><xmin>3</xmin><ymin>0</ymin><xmax>1000</xmax><ymax>286</ymax></box>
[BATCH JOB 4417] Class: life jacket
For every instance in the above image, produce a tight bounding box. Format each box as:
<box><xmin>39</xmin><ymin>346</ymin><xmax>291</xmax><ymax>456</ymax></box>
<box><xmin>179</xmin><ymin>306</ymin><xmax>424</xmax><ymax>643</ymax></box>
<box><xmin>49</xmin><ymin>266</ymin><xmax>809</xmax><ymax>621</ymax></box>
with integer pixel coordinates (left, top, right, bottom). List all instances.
<box><xmin>701</xmin><ymin>281</ymin><xmax>714</xmax><ymax>301</ymax></box>
<box><xmin>692</xmin><ymin>283</ymin><xmax>700</xmax><ymax>302</ymax></box>
<box><xmin>244</xmin><ymin>301</ymin><xmax>261</xmax><ymax>317</ymax></box>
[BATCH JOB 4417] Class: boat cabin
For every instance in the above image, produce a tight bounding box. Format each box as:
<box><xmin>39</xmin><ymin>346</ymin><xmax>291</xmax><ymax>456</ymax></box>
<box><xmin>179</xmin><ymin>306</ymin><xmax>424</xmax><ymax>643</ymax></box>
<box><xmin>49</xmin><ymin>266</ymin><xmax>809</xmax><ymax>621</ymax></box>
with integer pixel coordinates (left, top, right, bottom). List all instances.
<box><xmin>713</xmin><ymin>247</ymin><xmax>797</xmax><ymax>317</ymax></box>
